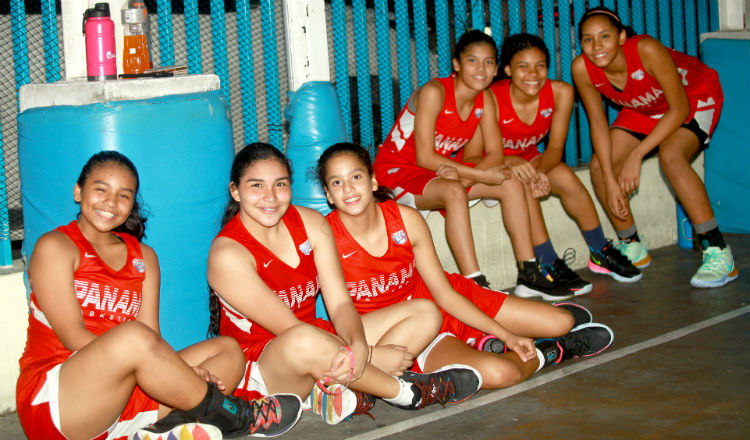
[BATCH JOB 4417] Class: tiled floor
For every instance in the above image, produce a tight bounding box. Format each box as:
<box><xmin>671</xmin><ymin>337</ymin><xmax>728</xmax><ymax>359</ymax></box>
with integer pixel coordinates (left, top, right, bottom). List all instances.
<box><xmin>3</xmin><ymin>234</ymin><xmax>748</xmax><ymax>439</ymax></box>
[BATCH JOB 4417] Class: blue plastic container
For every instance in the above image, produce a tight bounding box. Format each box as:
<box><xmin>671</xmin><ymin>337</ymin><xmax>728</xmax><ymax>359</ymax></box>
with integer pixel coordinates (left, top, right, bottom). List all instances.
<box><xmin>18</xmin><ymin>90</ymin><xmax>234</xmax><ymax>349</ymax></box>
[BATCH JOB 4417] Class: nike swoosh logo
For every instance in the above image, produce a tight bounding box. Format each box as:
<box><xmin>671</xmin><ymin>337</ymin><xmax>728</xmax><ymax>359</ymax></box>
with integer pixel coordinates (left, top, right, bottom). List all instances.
<box><xmin>503</xmin><ymin>118</ymin><xmax>514</xmax><ymax>124</ymax></box>
<box><xmin>84</xmin><ymin>252</ymin><xmax>96</xmax><ymax>258</ymax></box>
<box><xmin>444</xmin><ymin>110</ymin><xmax>454</xmax><ymax>114</ymax></box>
<box><xmin>342</xmin><ymin>251</ymin><xmax>357</xmax><ymax>259</ymax></box>
<box><xmin>594</xmin><ymin>83</ymin><xmax>605</xmax><ymax>87</ymax></box>
<box><xmin>263</xmin><ymin>260</ymin><xmax>272</xmax><ymax>268</ymax></box>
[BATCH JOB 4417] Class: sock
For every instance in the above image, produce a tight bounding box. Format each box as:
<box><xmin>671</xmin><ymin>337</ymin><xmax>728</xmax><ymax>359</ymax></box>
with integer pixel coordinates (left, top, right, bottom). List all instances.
<box><xmin>696</xmin><ymin>225</ymin><xmax>726</xmax><ymax>250</ymax></box>
<box><xmin>382</xmin><ymin>377</ymin><xmax>417</xmax><ymax>407</ymax></box>
<box><xmin>465</xmin><ymin>271</ymin><xmax>483</xmax><ymax>279</ymax></box>
<box><xmin>582</xmin><ymin>225</ymin><xmax>608</xmax><ymax>251</ymax></box>
<box><xmin>533</xmin><ymin>240</ymin><xmax>558</xmax><ymax>265</ymax></box>
<box><xmin>534</xmin><ymin>348</ymin><xmax>545</xmax><ymax>372</ymax></box>
<box><xmin>616</xmin><ymin>225</ymin><xmax>639</xmax><ymax>242</ymax></box>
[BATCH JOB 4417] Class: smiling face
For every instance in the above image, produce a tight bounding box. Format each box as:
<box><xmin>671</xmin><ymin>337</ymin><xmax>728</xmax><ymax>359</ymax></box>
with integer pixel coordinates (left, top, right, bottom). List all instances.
<box><xmin>323</xmin><ymin>152</ymin><xmax>378</xmax><ymax>217</ymax></box>
<box><xmin>453</xmin><ymin>41</ymin><xmax>498</xmax><ymax>91</ymax></box>
<box><xmin>504</xmin><ymin>47</ymin><xmax>549</xmax><ymax>98</ymax></box>
<box><xmin>580</xmin><ymin>15</ymin><xmax>627</xmax><ymax>68</ymax></box>
<box><xmin>74</xmin><ymin>162</ymin><xmax>137</xmax><ymax>236</ymax></box>
<box><xmin>231</xmin><ymin>158</ymin><xmax>292</xmax><ymax>229</ymax></box>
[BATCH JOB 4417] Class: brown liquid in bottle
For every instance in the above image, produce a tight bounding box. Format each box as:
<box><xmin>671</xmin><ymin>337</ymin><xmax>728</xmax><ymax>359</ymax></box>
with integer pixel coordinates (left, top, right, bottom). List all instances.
<box><xmin>122</xmin><ymin>34</ymin><xmax>152</xmax><ymax>74</ymax></box>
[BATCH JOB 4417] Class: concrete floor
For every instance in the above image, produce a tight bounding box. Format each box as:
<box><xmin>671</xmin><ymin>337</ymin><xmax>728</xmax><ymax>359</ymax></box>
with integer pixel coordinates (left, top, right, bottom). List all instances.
<box><xmin>3</xmin><ymin>234</ymin><xmax>748</xmax><ymax>439</ymax></box>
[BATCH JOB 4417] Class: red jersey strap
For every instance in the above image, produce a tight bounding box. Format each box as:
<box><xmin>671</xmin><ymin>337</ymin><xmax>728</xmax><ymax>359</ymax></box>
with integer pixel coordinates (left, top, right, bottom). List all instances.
<box><xmin>58</xmin><ymin>221</ymin><xmax>144</xmax><ymax>277</ymax></box>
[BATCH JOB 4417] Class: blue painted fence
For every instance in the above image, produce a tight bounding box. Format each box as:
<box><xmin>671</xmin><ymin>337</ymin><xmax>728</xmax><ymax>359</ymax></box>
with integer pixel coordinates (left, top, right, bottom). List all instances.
<box><xmin>2</xmin><ymin>0</ymin><xmax>717</xmax><ymax>253</ymax></box>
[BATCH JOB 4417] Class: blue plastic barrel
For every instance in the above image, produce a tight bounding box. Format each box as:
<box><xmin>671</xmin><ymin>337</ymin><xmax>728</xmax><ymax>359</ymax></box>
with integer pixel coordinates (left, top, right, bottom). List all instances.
<box><xmin>285</xmin><ymin>81</ymin><xmax>348</xmax><ymax>215</ymax></box>
<box><xmin>18</xmin><ymin>90</ymin><xmax>234</xmax><ymax>349</ymax></box>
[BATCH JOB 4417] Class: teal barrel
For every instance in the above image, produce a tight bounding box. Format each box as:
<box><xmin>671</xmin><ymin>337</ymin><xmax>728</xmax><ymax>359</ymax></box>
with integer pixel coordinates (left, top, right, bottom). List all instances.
<box><xmin>18</xmin><ymin>90</ymin><xmax>234</xmax><ymax>349</ymax></box>
<box><xmin>285</xmin><ymin>81</ymin><xmax>348</xmax><ymax>215</ymax></box>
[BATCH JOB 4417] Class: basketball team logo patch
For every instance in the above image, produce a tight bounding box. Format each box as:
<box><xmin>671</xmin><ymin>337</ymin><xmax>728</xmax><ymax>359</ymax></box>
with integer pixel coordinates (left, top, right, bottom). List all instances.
<box><xmin>541</xmin><ymin>107</ymin><xmax>553</xmax><ymax>118</ymax></box>
<box><xmin>631</xmin><ymin>69</ymin><xmax>645</xmax><ymax>80</ymax></box>
<box><xmin>132</xmin><ymin>258</ymin><xmax>145</xmax><ymax>273</ymax></box>
<box><xmin>391</xmin><ymin>230</ymin><xmax>407</xmax><ymax>245</ymax></box>
<box><xmin>299</xmin><ymin>240</ymin><xmax>313</xmax><ymax>255</ymax></box>
<box><xmin>474</xmin><ymin>108</ymin><xmax>483</xmax><ymax>119</ymax></box>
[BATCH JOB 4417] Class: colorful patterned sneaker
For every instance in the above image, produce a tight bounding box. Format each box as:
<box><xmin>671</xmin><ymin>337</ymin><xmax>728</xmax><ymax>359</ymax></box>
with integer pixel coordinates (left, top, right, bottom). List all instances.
<box><xmin>391</xmin><ymin>364</ymin><xmax>482</xmax><ymax>410</ymax></box>
<box><xmin>615</xmin><ymin>239</ymin><xmax>651</xmax><ymax>268</ymax></box>
<box><xmin>311</xmin><ymin>384</ymin><xmax>375</xmax><ymax>424</ymax></box>
<box><xmin>553</xmin><ymin>302</ymin><xmax>593</xmax><ymax>330</ymax></box>
<box><xmin>195</xmin><ymin>383</ymin><xmax>302</xmax><ymax>438</ymax></box>
<box><xmin>589</xmin><ymin>242</ymin><xmax>642</xmax><ymax>283</ymax></box>
<box><xmin>132</xmin><ymin>410</ymin><xmax>221</xmax><ymax>440</ymax></box>
<box><xmin>544</xmin><ymin>254</ymin><xmax>593</xmax><ymax>296</ymax></box>
<box><xmin>690</xmin><ymin>246</ymin><xmax>739</xmax><ymax>288</ymax></box>
<box><xmin>536</xmin><ymin>323</ymin><xmax>614</xmax><ymax>368</ymax></box>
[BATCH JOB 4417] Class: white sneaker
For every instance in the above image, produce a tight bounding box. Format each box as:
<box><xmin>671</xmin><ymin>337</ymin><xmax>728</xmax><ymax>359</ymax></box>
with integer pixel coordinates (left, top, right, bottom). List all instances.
<box><xmin>690</xmin><ymin>246</ymin><xmax>739</xmax><ymax>288</ymax></box>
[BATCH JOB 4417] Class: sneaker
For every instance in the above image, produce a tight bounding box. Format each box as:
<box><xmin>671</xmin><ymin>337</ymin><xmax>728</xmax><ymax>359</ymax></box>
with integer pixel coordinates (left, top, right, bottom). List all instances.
<box><xmin>536</xmin><ymin>323</ymin><xmax>614</xmax><ymax>368</ymax></box>
<box><xmin>553</xmin><ymin>301</ymin><xmax>593</xmax><ymax>330</ymax></box>
<box><xmin>690</xmin><ymin>246</ymin><xmax>739</xmax><ymax>288</ymax></box>
<box><xmin>477</xmin><ymin>334</ymin><xmax>506</xmax><ymax>354</ymax></box>
<box><xmin>589</xmin><ymin>242</ymin><xmax>642</xmax><ymax>283</ymax></box>
<box><xmin>515</xmin><ymin>260</ymin><xmax>574</xmax><ymax>301</ymax></box>
<box><xmin>311</xmin><ymin>384</ymin><xmax>375</xmax><ymax>424</ymax></box>
<box><xmin>615</xmin><ymin>239</ymin><xmax>651</xmax><ymax>268</ymax></box>
<box><xmin>544</xmin><ymin>255</ymin><xmax>593</xmax><ymax>296</ymax></box>
<box><xmin>468</xmin><ymin>273</ymin><xmax>491</xmax><ymax>289</ymax></box>
<box><xmin>132</xmin><ymin>411</ymin><xmax>221</xmax><ymax>440</ymax></box>
<box><xmin>390</xmin><ymin>364</ymin><xmax>482</xmax><ymax>410</ymax></box>
<box><xmin>194</xmin><ymin>383</ymin><xmax>302</xmax><ymax>438</ymax></box>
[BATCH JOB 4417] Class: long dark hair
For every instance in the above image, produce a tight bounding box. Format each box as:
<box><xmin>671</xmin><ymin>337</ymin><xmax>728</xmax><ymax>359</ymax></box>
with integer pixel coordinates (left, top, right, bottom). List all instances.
<box><xmin>76</xmin><ymin>150</ymin><xmax>147</xmax><ymax>241</ymax></box>
<box><xmin>578</xmin><ymin>6</ymin><xmax>636</xmax><ymax>41</ymax></box>
<box><xmin>499</xmin><ymin>33</ymin><xmax>550</xmax><ymax>79</ymax></box>
<box><xmin>208</xmin><ymin>142</ymin><xmax>292</xmax><ymax>337</ymax></box>
<box><xmin>316</xmin><ymin>142</ymin><xmax>394</xmax><ymax>204</ymax></box>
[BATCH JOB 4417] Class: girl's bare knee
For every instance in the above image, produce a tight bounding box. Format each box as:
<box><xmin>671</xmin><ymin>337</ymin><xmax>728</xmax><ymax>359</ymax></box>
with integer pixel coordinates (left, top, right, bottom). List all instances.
<box><xmin>409</xmin><ymin>298</ymin><xmax>442</xmax><ymax>333</ymax></box>
<box><xmin>482</xmin><ymin>360</ymin><xmax>522</xmax><ymax>388</ymax></box>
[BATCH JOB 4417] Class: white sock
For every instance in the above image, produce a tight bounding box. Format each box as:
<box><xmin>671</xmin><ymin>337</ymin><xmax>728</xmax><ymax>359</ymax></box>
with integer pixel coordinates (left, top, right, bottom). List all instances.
<box><xmin>465</xmin><ymin>271</ymin><xmax>483</xmax><ymax>279</ymax></box>
<box><xmin>382</xmin><ymin>377</ymin><xmax>416</xmax><ymax>406</ymax></box>
<box><xmin>534</xmin><ymin>348</ymin><xmax>545</xmax><ymax>373</ymax></box>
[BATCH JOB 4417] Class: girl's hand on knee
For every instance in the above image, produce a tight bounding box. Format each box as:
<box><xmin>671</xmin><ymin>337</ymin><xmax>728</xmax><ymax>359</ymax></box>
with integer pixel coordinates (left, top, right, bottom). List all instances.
<box><xmin>504</xmin><ymin>335</ymin><xmax>536</xmax><ymax>362</ymax></box>
<box><xmin>370</xmin><ymin>344</ymin><xmax>414</xmax><ymax>376</ymax></box>
<box><xmin>529</xmin><ymin>172</ymin><xmax>550</xmax><ymax>198</ymax></box>
<box><xmin>192</xmin><ymin>366</ymin><xmax>226</xmax><ymax>391</ymax></box>
<box><xmin>510</xmin><ymin>162</ymin><xmax>538</xmax><ymax>185</ymax></box>
<box><xmin>436</xmin><ymin>164</ymin><xmax>459</xmax><ymax>181</ymax></box>
<box><xmin>484</xmin><ymin>165</ymin><xmax>511</xmax><ymax>185</ymax></box>
<box><xmin>605</xmin><ymin>180</ymin><xmax>630</xmax><ymax>220</ymax></box>
<box><xmin>322</xmin><ymin>347</ymin><xmax>351</xmax><ymax>384</ymax></box>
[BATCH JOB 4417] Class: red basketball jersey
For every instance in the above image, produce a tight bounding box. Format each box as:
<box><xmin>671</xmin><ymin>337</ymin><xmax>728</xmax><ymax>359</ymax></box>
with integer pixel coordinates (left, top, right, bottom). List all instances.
<box><xmin>216</xmin><ymin>207</ymin><xmax>319</xmax><ymax>354</ymax></box>
<box><xmin>376</xmin><ymin>76</ymin><xmax>485</xmax><ymax>166</ymax></box>
<box><xmin>583</xmin><ymin>35</ymin><xmax>722</xmax><ymax>121</ymax></box>
<box><xmin>326</xmin><ymin>201</ymin><xmax>421</xmax><ymax>313</ymax></box>
<box><xmin>491</xmin><ymin>78</ymin><xmax>555</xmax><ymax>159</ymax></box>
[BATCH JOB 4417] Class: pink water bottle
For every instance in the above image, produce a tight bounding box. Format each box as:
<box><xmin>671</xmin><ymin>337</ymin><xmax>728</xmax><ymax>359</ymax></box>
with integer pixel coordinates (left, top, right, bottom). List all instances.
<box><xmin>83</xmin><ymin>3</ymin><xmax>117</xmax><ymax>81</ymax></box>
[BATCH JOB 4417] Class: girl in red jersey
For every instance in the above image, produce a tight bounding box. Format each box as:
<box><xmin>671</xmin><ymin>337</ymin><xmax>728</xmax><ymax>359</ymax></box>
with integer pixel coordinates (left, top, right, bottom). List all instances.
<box><xmin>206</xmin><ymin>143</ymin><xmax>481</xmax><ymax>425</ymax></box>
<box><xmin>572</xmin><ymin>7</ymin><xmax>737</xmax><ymax>288</ymax></box>
<box><xmin>317</xmin><ymin>142</ymin><xmax>614</xmax><ymax>392</ymax></box>
<box><xmin>482</xmin><ymin>33</ymin><xmax>641</xmax><ymax>291</ymax></box>
<box><xmin>16</xmin><ymin>151</ymin><xmax>301</xmax><ymax>440</ymax></box>
<box><xmin>373</xmin><ymin>30</ymin><xmax>569</xmax><ymax>301</ymax></box>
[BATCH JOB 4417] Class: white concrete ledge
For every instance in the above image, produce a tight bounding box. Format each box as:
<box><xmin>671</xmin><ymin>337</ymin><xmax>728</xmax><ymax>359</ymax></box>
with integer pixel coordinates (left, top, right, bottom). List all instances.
<box><xmin>0</xmin><ymin>154</ymin><xmax>699</xmax><ymax>413</ymax></box>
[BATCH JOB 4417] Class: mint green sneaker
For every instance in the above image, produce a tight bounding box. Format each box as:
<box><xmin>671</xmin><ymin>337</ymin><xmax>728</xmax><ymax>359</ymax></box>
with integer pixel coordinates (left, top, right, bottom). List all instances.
<box><xmin>615</xmin><ymin>240</ymin><xmax>651</xmax><ymax>268</ymax></box>
<box><xmin>690</xmin><ymin>246</ymin><xmax>739</xmax><ymax>288</ymax></box>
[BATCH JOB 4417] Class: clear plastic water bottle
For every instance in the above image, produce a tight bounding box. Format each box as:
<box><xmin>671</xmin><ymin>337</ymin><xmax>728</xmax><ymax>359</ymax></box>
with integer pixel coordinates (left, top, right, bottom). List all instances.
<box><xmin>121</xmin><ymin>0</ymin><xmax>153</xmax><ymax>74</ymax></box>
<box><xmin>83</xmin><ymin>3</ymin><xmax>117</xmax><ymax>81</ymax></box>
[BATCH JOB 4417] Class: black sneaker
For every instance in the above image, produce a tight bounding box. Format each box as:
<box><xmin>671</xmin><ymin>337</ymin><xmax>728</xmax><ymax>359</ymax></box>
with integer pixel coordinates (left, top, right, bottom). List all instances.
<box><xmin>194</xmin><ymin>383</ymin><xmax>303</xmax><ymax>438</ymax></box>
<box><xmin>536</xmin><ymin>323</ymin><xmax>614</xmax><ymax>368</ymax></box>
<box><xmin>588</xmin><ymin>242</ymin><xmax>642</xmax><ymax>283</ymax></box>
<box><xmin>390</xmin><ymin>364</ymin><xmax>482</xmax><ymax>410</ymax></box>
<box><xmin>515</xmin><ymin>260</ymin><xmax>574</xmax><ymax>301</ymax></box>
<box><xmin>468</xmin><ymin>273</ymin><xmax>491</xmax><ymax>289</ymax></box>
<box><xmin>545</xmin><ymin>256</ymin><xmax>592</xmax><ymax>296</ymax></box>
<box><xmin>133</xmin><ymin>410</ymin><xmax>222</xmax><ymax>440</ymax></box>
<box><xmin>553</xmin><ymin>301</ymin><xmax>593</xmax><ymax>330</ymax></box>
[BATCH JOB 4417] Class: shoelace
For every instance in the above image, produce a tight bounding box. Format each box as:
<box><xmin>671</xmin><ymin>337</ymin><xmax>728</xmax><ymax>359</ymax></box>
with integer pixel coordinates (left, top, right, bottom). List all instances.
<box><xmin>699</xmin><ymin>249</ymin><xmax>727</xmax><ymax>271</ymax></box>
<box><xmin>561</xmin><ymin>331</ymin><xmax>592</xmax><ymax>360</ymax></box>
<box><xmin>351</xmin><ymin>391</ymin><xmax>376</xmax><ymax>420</ymax></box>
<box><xmin>248</xmin><ymin>396</ymin><xmax>285</xmax><ymax>435</ymax></box>
<box><xmin>411</xmin><ymin>375</ymin><xmax>455</xmax><ymax>409</ymax></box>
<box><xmin>561</xmin><ymin>247</ymin><xmax>577</xmax><ymax>265</ymax></box>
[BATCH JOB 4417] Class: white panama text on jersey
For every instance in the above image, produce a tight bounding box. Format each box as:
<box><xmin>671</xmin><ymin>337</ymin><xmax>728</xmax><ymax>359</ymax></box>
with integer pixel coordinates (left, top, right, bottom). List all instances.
<box><xmin>504</xmin><ymin>132</ymin><xmax>548</xmax><ymax>151</ymax></box>
<box><xmin>74</xmin><ymin>280</ymin><xmax>142</xmax><ymax>322</ymax></box>
<box><xmin>346</xmin><ymin>261</ymin><xmax>415</xmax><ymax>301</ymax></box>
<box><xmin>610</xmin><ymin>86</ymin><xmax>664</xmax><ymax>109</ymax></box>
<box><xmin>277</xmin><ymin>276</ymin><xmax>320</xmax><ymax>309</ymax></box>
